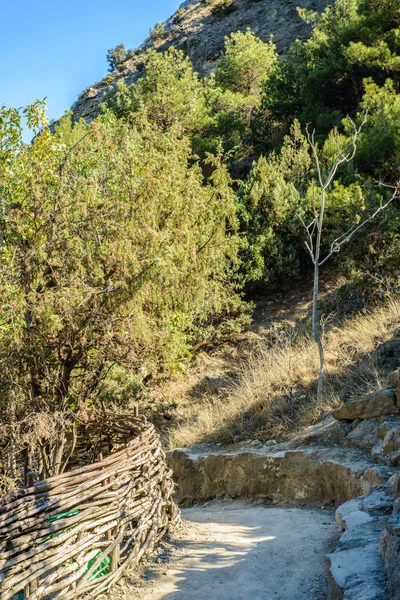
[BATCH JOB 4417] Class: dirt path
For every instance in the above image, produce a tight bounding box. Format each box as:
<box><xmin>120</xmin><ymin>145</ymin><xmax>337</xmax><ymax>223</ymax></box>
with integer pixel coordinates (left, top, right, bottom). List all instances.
<box><xmin>124</xmin><ymin>501</ymin><xmax>338</xmax><ymax>600</ymax></box>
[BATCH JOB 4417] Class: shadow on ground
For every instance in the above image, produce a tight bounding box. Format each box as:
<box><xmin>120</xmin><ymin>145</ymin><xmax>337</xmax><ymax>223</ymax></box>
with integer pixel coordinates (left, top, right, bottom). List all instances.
<box><xmin>132</xmin><ymin>501</ymin><xmax>338</xmax><ymax>600</ymax></box>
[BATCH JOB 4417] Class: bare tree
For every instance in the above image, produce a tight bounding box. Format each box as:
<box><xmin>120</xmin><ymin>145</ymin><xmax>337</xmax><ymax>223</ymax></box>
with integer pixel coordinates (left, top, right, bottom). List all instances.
<box><xmin>303</xmin><ymin>115</ymin><xmax>400</xmax><ymax>403</ymax></box>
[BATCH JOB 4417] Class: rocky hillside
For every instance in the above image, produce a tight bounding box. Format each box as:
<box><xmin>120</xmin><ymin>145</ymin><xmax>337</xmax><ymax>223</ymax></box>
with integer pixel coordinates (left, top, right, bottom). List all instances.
<box><xmin>70</xmin><ymin>0</ymin><xmax>328</xmax><ymax>122</ymax></box>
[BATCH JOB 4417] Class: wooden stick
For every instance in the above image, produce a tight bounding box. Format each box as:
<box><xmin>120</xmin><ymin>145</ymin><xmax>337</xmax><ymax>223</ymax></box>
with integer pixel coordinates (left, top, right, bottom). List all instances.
<box><xmin>0</xmin><ymin>414</ymin><xmax>179</xmax><ymax>600</ymax></box>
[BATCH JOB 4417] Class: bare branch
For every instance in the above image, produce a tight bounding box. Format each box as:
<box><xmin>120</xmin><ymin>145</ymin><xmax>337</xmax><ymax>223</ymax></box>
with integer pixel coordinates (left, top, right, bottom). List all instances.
<box><xmin>319</xmin><ymin>182</ymin><xmax>399</xmax><ymax>266</ymax></box>
<box><xmin>324</xmin><ymin>113</ymin><xmax>368</xmax><ymax>189</ymax></box>
<box><xmin>306</xmin><ymin>125</ymin><xmax>324</xmax><ymax>188</ymax></box>
<box><xmin>304</xmin><ymin>111</ymin><xmax>369</xmax><ymax>403</ymax></box>
<box><xmin>298</xmin><ymin>213</ymin><xmax>316</xmax><ymax>262</ymax></box>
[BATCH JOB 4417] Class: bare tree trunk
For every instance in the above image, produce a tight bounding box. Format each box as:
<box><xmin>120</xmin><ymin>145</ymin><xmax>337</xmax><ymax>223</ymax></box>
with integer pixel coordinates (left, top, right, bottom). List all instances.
<box><xmin>303</xmin><ymin>115</ymin><xmax>371</xmax><ymax>404</ymax></box>
<box><xmin>51</xmin><ymin>360</ymin><xmax>75</xmax><ymax>475</ymax></box>
<box><xmin>312</xmin><ymin>259</ymin><xmax>325</xmax><ymax>403</ymax></box>
<box><xmin>313</xmin><ymin>179</ymin><xmax>326</xmax><ymax>403</ymax></box>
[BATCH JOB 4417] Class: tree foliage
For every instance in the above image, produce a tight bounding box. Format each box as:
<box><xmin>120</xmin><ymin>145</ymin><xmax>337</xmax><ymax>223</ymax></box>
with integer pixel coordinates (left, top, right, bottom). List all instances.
<box><xmin>263</xmin><ymin>0</ymin><xmax>400</xmax><ymax>130</ymax></box>
<box><xmin>238</xmin><ymin>155</ymin><xmax>301</xmax><ymax>283</ymax></box>
<box><xmin>215</xmin><ymin>29</ymin><xmax>277</xmax><ymax>96</ymax></box>
<box><xmin>2</xmin><ymin>0</ymin><xmax>400</xmax><ymax>480</ymax></box>
<box><xmin>0</xmin><ymin>107</ymin><xmax>247</xmax><ymax>477</ymax></box>
<box><xmin>110</xmin><ymin>48</ymin><xmax>207</xmax><ymax>133</ymax></box>
<box><xmin>106</xmin><ymin>44</ymin><xmax>128</xmax><ymax>72</ymax></box>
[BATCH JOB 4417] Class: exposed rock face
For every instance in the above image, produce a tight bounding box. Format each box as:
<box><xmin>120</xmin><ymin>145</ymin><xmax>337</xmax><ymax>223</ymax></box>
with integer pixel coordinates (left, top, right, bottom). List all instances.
<box><xmin>380</xmin><ymin>514</ymin><xmax>400</xmax><ymax>600</ymax></box>
<box><xmin>70</xmin><ymin>0</ymin><xmax>329</xmax><ymax>122</ymax></box>
<box><xmin>326</xmin><ymin>477</ymin><xmax>400</xmax><ymax>600</ymax></box>
<box><xmin>332</xmin><ymin>389</ymin><xmax>399</xmax><ymax>421</ymax></box>
<box><xmin>298</xmin><ymin>385</ymin><xmax>400</xmax><ymax>599</ymax></box>
<box><xmin>286</xmin><ymin>414</ymin><xmax>351</xmax><ymax>448</ymax></box>
<box><xmin>346</xmin><ymin>419</ymin><xmax>380</xmax><ymax>451</ymax></box>
<box><xmin>389</xmin><ymin>368</ymin><xmax>400</xmax><ymax>388</ymax></box>
<box><xmin>326</xmin><ymin>485</ymin><xmax>397</xmax><ymax>600</ymax></box>
<box><xmin>383</xmin><ymin>426</ymin><xmax>400</xmax><ymax>454</ymax></box>
<box><xmin>326</xmin><ymin>544</ymin><xmax>387</xmax><ymax>600</ymax></box>
<box><xmin>329</xmin><ymin>387</ymin><xmax>400</xmax><ymax>466</ymax></box>
<box><xmin>167</xmin><ymin>445</ymin><xmax>394</xmax><ymax>506</ymax></box>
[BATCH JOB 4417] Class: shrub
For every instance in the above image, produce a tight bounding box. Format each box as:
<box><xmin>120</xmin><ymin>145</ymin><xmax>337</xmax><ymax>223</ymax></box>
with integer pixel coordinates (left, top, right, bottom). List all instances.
<box><xmin>100</xmin><ymin>74</ymin><xmax>115</xmax><ymax>86</ymax></box>
<box><xmin>173</xmin><ymin>7</ymin><xmax>185</xmax><ymax>23</ymax></box>
<box><xmin>0</xmin><ymin>104</ymin><xmax>249</xmax><ymax>477</ymax></box>
<box><xmin>215</xmin><ymin>29</ymin><xmax>277</xmax><ymax>96</ymax></box>
<box><xmin>149</xmin><ymin>22</ymin><xmax>168</xmax><ymax>41</ymax></box>
<box><xmin>211</xmin><ymin>0</ymin><xmax>236</xmax><ymax>16</ymax></box>
<box><xmin>126</xmin><ymin>47</ymin><xmax>140</xmax><ymax>60</ymax></box>
<box><xmin>238</xmin><ymin>155</ymin><xmax>302</xmax><ymax>283</ymax></box>
<box><xmin>106</xmin><ymin>43</ymin><xmax>127</xmax><ymax>72</ymax></box>
<box><xmin>110</xmin><ymin>48</ymin><xmax>207</xmax><ymax>132</ymax></box>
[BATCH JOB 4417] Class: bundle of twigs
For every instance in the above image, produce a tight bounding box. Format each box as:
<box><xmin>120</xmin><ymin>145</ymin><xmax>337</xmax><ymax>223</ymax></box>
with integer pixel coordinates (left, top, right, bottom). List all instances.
<box><xmin>0</xmin><ymin>414</ymin><xmax>179</xmax><ymax>600</ymax></box>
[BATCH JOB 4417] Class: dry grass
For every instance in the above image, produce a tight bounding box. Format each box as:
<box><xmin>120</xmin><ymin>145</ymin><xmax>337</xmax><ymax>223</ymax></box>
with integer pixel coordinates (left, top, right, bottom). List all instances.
<box><xmin>167</xmin><ymin>299</ymin><xmax>400</xmax><ymax>448</ymax></box>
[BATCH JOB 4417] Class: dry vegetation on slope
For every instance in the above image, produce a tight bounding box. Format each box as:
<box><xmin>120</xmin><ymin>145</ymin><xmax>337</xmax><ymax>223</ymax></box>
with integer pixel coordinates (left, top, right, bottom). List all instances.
<box><xmin>164</xmin><ymin>283</ymin><xmax>400</xmax><ymax>449</ymax></box>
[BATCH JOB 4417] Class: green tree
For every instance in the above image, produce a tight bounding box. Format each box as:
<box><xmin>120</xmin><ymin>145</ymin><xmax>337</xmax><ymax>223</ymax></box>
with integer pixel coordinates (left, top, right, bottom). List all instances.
<box><xmin>210</xmin><ymin>0</ymin><xmax>235</xmax><ymax>17</ymax></box>
<box><xmin>215</xmin><ymin>29</ymin><xmax>277</xmax><ymax>96</ymax></box>
<box><xmin>275</xmin><ymin>119</ymin><xmax>312</xmax><ymax>192</ymax></box>
<box><xmin>110</xmin><ymin>48</ymin><xmax>207</xmax><ymax>132</ymax></box>
<box><xmin>106</xmin><ymin>44</ymin><xmax>127</xmax><ymax>72</ymax></box>
<box><xmin>356</xmin><ymin>78</ymin><xmax>400</xmax><ymax>178</ymax></box>
<box><xmin>200</xmin><ymin>30</ymin><xmax>277</xmax><ymax>157</ymax></box>
<box><xmin>149</xmin><ymin>22</ymin><xmax>168</xmax><ymax>41</ymax></box>
<box><xmin>263</xmin><ymin>0</ymin><xmax>400</xmax><ymax>130</ymax></box>
<box><xmin>238</xmin><ymin>155</ymin><xmax>301</xmax><ymax>283</ymax></box>
<box><xmin>0</xmin><ymin>105</ymin><xmax>247</xmax><ymax>480</ymax></box>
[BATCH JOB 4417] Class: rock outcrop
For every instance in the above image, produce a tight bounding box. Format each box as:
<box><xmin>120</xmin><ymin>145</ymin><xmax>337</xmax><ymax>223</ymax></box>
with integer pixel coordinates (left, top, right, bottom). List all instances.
<box><xmin>322</xmin><ymin>372</ymin><xmax>400</xmax><ymax>599</ymax></box>
<box><xmin>332</xmin><ymin>389</ymin><xmax>399</xmax><ymax>421</ymax></box>
<box><xmin>326</xmin><ymin>474</ymin><xmax>400</xmax><ymax>600</ymax></box>
<box><xmin>70</xmin><ymin>0</ymin><xmax>329</xmax><ymax>123</ymax></box>
<box><xmin>326</xmin><ymin>487</ymin><xmax>392</xmax><ymax>600</ymax></box>
<box><xmin>380</xmin><ymin>513</ymin><xmax>400</xmax><ymax>600</ymax></box>
<box><xmin>168</xmin><ymin>445</ymin><xmax>395</xmax><ymax>506</ymax></box>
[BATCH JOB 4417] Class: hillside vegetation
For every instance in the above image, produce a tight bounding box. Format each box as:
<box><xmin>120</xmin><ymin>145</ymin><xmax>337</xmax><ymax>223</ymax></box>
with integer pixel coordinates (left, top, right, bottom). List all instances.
<box><xmin>167</xmin><ymin>297</ymin><xmax>400</xmax><ymax>448</ymax></box>
<box><xmin>0</xmin><ymin>0</ymin><xmax>399</xmax><ymax>485</ymax></box>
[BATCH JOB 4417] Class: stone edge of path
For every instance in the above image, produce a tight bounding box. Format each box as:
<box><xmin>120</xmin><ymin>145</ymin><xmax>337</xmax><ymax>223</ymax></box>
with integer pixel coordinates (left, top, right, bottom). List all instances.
<box><xmin>167</xmin><ymin>445</ymin><xmax>396</xmax><ymax>506</ymax></box>
<box><xmin>167</xmin><ymin>444</ymin><xmax>400</xmax><ymax>599</ymax></box>
<box><xmin>327</xmin><ymin>478</ymin><xmax>400</xmax><ymax>600</ymax></box>
<box><xmin>167</xmin><ymin>374</ymin><xmax>400</xmax><ymax>598</ymax></box>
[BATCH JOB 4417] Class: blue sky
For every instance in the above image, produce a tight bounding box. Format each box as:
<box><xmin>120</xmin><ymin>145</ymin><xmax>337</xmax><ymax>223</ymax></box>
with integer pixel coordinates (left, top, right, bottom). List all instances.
<box><xmin>1</xmin><ymin>0</ymin><xmax>182</xmax><ymax>132</ymax></box>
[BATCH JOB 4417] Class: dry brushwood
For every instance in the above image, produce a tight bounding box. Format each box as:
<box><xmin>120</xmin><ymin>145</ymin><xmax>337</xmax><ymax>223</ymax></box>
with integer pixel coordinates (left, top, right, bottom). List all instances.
<box><xmin>0</xmin><ymin>413</ymin><xmax>180</xmax><ymax>600</ymax></box>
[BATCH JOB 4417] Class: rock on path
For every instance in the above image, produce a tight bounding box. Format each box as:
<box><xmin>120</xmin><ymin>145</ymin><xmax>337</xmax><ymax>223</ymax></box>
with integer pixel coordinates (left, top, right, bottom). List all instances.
<box><xmin>128</xmin><ymin>501</ymin><xmax>338</xmax><ymax>600</ymax></box>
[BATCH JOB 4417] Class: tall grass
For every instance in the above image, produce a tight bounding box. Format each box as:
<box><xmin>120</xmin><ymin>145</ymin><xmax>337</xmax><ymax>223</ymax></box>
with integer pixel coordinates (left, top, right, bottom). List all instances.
<box><xmin>168</xmin><ymin>299</ymin><xmax>400</xmax><ymax>448</ymax></box>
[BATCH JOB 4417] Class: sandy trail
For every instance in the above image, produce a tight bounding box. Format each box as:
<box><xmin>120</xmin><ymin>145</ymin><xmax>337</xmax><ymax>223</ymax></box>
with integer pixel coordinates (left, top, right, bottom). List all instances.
<box><xmin>127</xmin><ymin>500</ymin><xmax>338</xmax><ymax>600</ymax></box>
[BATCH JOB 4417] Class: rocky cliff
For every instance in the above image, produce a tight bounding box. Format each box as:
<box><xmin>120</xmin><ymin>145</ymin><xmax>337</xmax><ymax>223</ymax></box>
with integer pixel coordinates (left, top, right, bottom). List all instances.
<box><xmin>70</xmin><ymin>0</ymin><xmax>328</xmax><ymax>122</ymax></box>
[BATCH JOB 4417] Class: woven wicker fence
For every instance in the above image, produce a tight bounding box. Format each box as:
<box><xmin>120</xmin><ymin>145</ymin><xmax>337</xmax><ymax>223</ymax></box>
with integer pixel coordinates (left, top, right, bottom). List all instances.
<box><xmin>0</xmin><ymin>414</ymin><xmax>179</xmax><ymax>600</ymax></box>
